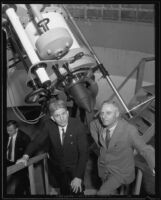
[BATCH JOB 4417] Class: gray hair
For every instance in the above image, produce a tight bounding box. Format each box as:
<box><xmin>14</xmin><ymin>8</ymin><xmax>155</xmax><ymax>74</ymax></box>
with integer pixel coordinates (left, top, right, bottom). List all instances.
<box><xmin>100</xmin><ymin>100</ymin><xmax>120</xmax><ymax>111</ymax></box>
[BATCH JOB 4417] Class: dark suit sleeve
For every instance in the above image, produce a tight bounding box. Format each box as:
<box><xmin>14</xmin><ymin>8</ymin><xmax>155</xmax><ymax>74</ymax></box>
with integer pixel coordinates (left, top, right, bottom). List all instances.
<box><xmin>15</xmin><ymin>130</ymin><xmax>31</xmax><ymax>161</ymax></box>
<box><xmin>90</xmin><ymin>119</ymin><xmax>101</xmax><ymax>147</ymax></box>
<box><xmin>21</xmin><ymin>131</ymin><xmax>31</xmax><ymax>148</ymax></box>
<box><xmin>75</xmin><ymin>122</ymin><xmax>89</xmax><ymax>179</ymax></box>
<box><xmin>128</xmin><ymin>124</ymin><xmax>155</xmax><ymax>171</ymax></box>
<box><xmin>24</xmin><ymin>122</ymin><xmax>49</xmax><ymax>157</ymax></box>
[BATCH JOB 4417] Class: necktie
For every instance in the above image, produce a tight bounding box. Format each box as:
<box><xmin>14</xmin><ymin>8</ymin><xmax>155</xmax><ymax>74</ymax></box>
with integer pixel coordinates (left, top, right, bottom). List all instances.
<box><xmin>62</xmin><ymin>128</ymin><xmax>65</xmax><ymax>145</ymax></box>
<box><xmin>105</xmin><ymin>129</ymin><xmax>111</xmax><ymax>149</ymax></box>
<box><xmin>8</xmin><ymin>137</ymin><xmax>13</xmax><ymax>160</ymax></box>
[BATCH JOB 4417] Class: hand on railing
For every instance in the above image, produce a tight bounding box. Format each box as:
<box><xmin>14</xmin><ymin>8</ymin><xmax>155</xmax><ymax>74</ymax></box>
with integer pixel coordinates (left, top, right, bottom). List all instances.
<box><xmin>16</xmin><ymin>154</ymin><xmax>29</xmax><ymax>166</ymax></box>
<box><xmin>8</xmin><ymin>153</ymin><xmax>48</xmax><ymax>177</ymax></box>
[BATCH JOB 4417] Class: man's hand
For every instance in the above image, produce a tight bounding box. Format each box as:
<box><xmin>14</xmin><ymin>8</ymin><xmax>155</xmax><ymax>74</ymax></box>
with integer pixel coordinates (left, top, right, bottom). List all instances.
<box><xmin>152</xmin><ymin>168</ymin><xmax>155</xmax><ymax>176</ymax></box>
<box><xmin>70</xmin><ymin>177</ymin><xmax>82</xmax><ymax>193</ymax></box>
<box><xmin>16</xmin><ymin>155</ymin><xmax>29</xmax><ymax>166</ymax></box>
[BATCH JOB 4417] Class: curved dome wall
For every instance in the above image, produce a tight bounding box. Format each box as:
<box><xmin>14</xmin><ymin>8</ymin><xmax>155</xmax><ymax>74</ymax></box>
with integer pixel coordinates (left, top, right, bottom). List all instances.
<box><xmin>77</xmin><ymin>21</ymin><xmax>154</xmax><ymax>54</ymax></box>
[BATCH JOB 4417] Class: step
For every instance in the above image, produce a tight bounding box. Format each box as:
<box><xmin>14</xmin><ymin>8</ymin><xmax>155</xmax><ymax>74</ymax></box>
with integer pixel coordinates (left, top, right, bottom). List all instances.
<box><xmin>148</xmin><ymin>101</ymin><xmax>155</xmax><ymax>112</ymax></box>
<box><xmin>140</xmin><ymin>110</ymin><xmax>154</xmax><ymax>124</ymax></box>
<box><xmin>49</xmin><ymin>187</ymin><xmax>60</xmax><ymax>195</ymax></box>
<box><xmin>49</xmin><ymin>187</ymin><xmax>98</xmax><ymax>195</ymax></box>
<box><xmin>149</xmin><ymin>106</ymin><xmax>155</xmax><ymax>112</ymax></box>
<box><xmin>84</xmin><ymin>189</ymin><xmax>97</xmax><ymax>195</ymax></box>
<box><xmin>143</xmin><ymin>85</ymin><xmax>155</xmax><ymax>96</ymax></box>
<box><xmin>130</xmin><ymin>118</ymin><xmax>150</xmax><ymax>136</ymax></box>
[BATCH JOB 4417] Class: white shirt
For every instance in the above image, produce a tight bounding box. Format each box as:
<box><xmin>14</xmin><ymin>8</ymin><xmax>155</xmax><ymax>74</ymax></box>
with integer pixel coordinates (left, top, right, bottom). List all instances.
<box><xmin>102</xmin><ymin>122</ymin><xmax>118</xmax><ymax>140</ymax></box>
<box><xmin>58</xmin><ymin>125</ymin><xmax>68</xmax><ymax>144</ymax></box>
<box><xmin>50</xmin><ymin>116</ymin><xmax>68</xmax><ymax>144</ymax></box>
<box><xmin>7</xmin><ymin>132</ymin><xmax>18</xmax><ymax>162</ymax></box>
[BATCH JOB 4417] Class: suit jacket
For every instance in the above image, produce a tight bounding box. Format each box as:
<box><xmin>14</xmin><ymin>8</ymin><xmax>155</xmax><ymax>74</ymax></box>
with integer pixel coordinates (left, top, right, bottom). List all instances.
<box><xmin>90</xmin><ymin>118</ymin><xmax>155</xmax><ymax>185</ymax></box>
<box><xmin>7</xmin><ymin>129</ymin><xmax>31</xmax><ymax>164</ymax></box>
<box><xmin>25</xmin><ymin>117</ymin><xmax>88</xmax><ymax>179</ymax></box>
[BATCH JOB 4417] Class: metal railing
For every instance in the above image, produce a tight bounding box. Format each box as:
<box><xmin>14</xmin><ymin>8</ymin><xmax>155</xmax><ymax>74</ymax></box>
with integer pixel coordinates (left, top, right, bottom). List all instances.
<box><xmin>108</xmin><ymin>57</ymin><xmax>155</xmax><ymax>101</ymax></box>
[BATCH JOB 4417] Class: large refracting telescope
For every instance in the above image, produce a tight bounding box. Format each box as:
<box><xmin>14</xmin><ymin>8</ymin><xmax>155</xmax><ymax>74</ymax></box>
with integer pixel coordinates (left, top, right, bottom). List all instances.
<box><xmin>3</xmin><ymin>4</ymin><xmax>132</xmax><ymax>118</ymax></box>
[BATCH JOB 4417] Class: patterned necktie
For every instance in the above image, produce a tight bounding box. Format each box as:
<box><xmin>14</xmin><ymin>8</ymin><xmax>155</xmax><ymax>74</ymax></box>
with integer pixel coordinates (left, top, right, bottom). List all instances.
<box><xmin>8</xmin><ymin>137</ymin><xmax>13</xmax><ymax>160</ymax></box>
<box><xmin>105</xmin><ymin>129</ymin><xmax>111</xmax><ymax>149</ymax></box>
<box><xmin>62</xmin><ymin>128</ymin><xmax>65</xmax><ymax>145</ymax></box>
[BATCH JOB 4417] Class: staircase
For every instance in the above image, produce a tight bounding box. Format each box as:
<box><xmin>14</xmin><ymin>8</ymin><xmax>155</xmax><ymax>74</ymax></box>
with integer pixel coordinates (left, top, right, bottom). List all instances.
<box><xmin>122</xmin><ymin>85</ymin><xmax>155</xmax><ymax>195</ymax></box>
<box><xmin>124</xmin><ymin>85</ymin><xmax>155</xmax><ymax>144</ymax></box>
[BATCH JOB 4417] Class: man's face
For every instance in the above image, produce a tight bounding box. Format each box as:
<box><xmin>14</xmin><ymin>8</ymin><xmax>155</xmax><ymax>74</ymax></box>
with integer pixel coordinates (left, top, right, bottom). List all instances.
<box><xmin>52</xmin><ymin>108</ymin><xmax>69</xmax><ymax>127</ymax></box>
<box><xmin>99</xmin><ymin>103</ymin><xmax>119</xmax><ymax>127</ymax></box>
<box><xmin>7</xmin><ymin>125</ymin><xmax>17</xmax><ymax>137</ymax></box>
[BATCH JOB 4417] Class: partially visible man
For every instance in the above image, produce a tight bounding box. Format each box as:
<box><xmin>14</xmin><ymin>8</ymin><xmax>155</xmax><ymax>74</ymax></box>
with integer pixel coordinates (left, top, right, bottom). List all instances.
<box><xmin>6</xmin><ymin>120</ymin><xmax>31</xmax><ymax>195</ymax></box>
<box><xmin>90</xmin><ymin>100</ymin><xmax>155</xmax><ymax>195</ymax></box>
<box><xmin>16</xmin><ymin>99</ymin><xmax>88</xmax><ymax>195</ymax></box>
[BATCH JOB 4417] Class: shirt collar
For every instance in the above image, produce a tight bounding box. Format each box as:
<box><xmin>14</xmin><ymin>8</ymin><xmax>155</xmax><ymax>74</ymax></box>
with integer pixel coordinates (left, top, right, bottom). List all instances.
<box><xmin>106</xmin><ymin>121</ymin><xmax>118</xmax><ymax>130</ymax></box>
<box><xmin>50</xmin><ymin>116</ymin><xmax>68</xmax><ymax>131</ymax></box>
<box><xmin>10</xmin><ymin>131</ymin><xmax>18</xmax><ymax>139</ymax></box>
<box><xmin>105</xmin><ymin>121</ymin><xmax>118</xmax><ymax>137</ymax></box>
<box><xmin>109</xmin><ymin>122</ymin><xmax>118</xmax><ymax>132</ymax></box>
<box><xmin>58</xmin><ymin>124</ymin><xmax>68</xmax><ymax>132</ymax></box>
<box><xmin>51</xmin><ymin>116</ymin><xmax>55</xmax><ymax>121</ymax></box>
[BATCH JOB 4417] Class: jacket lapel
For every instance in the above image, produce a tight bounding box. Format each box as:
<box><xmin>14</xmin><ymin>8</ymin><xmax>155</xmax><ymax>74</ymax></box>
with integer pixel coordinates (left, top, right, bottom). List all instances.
<box><xmin>63</xmin><ymin>119</ymin><xmax>71</xmax><ymax>145</ymax></box>
<box><xmin>49</xmin><ymin>119</ymin><xmax>62</xmax><ymax>147</ymax></box>
<box><xmin>14</xmin><ymin>130</ymin><xmax>20</xmax><ymax>161</ymax></box>
<box><xmin>55</xmin><ymin>126</ymin><xmax>62</xmax><ymax>147</ymax></box>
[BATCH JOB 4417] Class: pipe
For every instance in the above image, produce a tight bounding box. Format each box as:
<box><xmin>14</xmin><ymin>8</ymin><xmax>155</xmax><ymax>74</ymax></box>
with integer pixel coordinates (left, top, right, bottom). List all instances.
<box><xmin>5</xmin><ymin>6</ymin><xmax>40</xmax><ymax>64</ymax></box>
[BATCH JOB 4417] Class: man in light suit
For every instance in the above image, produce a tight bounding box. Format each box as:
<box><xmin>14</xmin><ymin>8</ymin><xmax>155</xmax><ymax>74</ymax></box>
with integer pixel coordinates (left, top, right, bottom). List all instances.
<box><xmin>6</xmin><ymin>120</ymin><xmax>31</xmax><ymax>195</ymax></box>
<box><xmin>17</xmin><ymin>99</ymin><xmax>88</xmax><ymax>195</ymax></box>
<box><xmin>90</xmin><ymin>100</ymin><xmax>155</xmax><ymax>195</ymax></box>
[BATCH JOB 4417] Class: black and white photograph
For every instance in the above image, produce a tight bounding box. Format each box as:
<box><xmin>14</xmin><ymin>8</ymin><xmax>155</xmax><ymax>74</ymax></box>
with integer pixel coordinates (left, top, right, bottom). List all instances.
<box><xmin>1</xmin><ymin>2</ymin><xmax>160</xmax><ymax>199</ymax></box>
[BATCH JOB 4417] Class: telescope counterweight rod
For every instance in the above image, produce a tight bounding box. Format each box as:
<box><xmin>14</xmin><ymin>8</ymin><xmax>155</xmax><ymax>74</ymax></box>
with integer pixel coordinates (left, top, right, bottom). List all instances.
<box><xmin>63</xmin><ymin>5</ymin><xmax>132</xmax><ymax>118</ymax></box>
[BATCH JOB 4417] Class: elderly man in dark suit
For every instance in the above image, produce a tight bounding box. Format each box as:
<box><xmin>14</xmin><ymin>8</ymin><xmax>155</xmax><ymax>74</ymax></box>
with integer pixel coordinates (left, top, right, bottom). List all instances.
<box><xmin>17</xmin><ymin>99</ymin><xmax>88</xmax><ymax>195</ymax></box>
<box><xmin>90</xmin><ymin>100</ymin><xmax>155</xmax><ymax>195</ymax></box>
<box><xmin>7</xmin><ymin>120</ymin><xmax>31</xmax><ymax>194</ymax></box>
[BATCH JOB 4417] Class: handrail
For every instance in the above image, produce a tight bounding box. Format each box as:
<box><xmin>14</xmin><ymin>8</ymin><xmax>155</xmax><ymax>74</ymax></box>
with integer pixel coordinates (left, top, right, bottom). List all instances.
<box><xmin>108</xmin><ymin>57</ymin><xmax>155</xmax><ymax>101</ymax></box>
<box><xmin>7</xmin><ymin>153</ymin><xmax>48</xmax><ymax>176</ymax></box>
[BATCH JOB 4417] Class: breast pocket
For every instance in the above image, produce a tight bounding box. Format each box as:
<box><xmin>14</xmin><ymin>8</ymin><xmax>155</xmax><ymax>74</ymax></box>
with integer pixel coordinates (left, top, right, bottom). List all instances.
<box><xmin>112</xmin><ymin>141</ymin><xmax>127</xmax><ymax>152</ymax></box>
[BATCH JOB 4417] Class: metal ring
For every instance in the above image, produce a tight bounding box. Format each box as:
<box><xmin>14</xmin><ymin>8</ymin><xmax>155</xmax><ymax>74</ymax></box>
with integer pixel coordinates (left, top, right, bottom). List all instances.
<box><xmin>25</xmin><ymin>88</ymin><xmax>47</xmax><ymax>104</ymax></box>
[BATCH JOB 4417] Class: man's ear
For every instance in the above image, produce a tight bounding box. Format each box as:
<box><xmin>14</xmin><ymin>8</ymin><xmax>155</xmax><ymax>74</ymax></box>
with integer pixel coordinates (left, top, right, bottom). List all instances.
<box><xmin>116</xmin><ymin>110</ymin><xmax>120</xmax><ymax>118</ymax></box>
<box><xmin>67</xmin><ymin>110</ymin><xmax>69</xmax><ymax>117</ymax></box>
<box><xmin>51</xmin><ymin>116</ymin><xmax>55</xmax><ymax>121</ymax></box>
